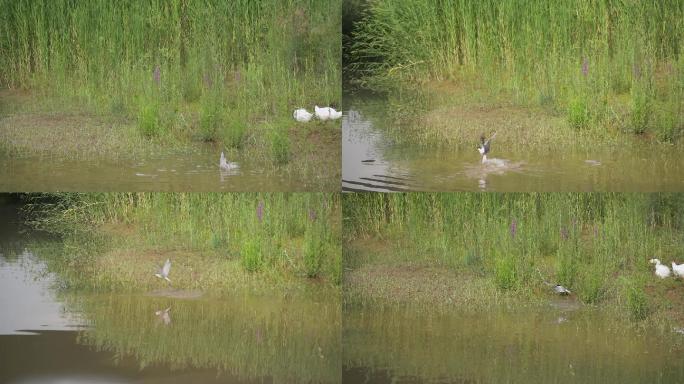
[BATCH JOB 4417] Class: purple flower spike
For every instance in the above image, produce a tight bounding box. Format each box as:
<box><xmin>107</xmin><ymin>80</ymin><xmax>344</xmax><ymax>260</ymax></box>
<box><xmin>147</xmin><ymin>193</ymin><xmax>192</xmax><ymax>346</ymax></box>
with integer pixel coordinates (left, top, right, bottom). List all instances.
<box><xmin>510</xmin><ymin>218</ymin><xmax>517</xmax><ymax>239</ymax></box>
<box><xmin>581</xmin><ymin>57</ymin><xmax>589</xmax><ymax>77</ymax></box>
<box><xmin>153</xmin><ymin>65</ymin><xmax>161</xmax><ymax>86</ymax></box>
<box><xmin>309</xmin><ymin>209</ymin><xmax>317</xmax><ymax>222</ymax></box>
<box><xmin>256</xmin><ymin>201</ymin><xmax>264</xmax><ymax>223</ymax></box>
<box><xmin>203</xmin><ymin>73</ymin><xmax>213</xmax><ymax>89</ymax></box>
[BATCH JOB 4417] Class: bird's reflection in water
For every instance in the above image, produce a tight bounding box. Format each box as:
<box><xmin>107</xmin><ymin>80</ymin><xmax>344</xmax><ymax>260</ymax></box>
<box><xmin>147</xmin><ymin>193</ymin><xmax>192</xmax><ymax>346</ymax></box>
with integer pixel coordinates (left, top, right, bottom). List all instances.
<box><xmin>155</xmin><ymin>307</ymin><xmax>171</xmax><ymax>326</ymax></box>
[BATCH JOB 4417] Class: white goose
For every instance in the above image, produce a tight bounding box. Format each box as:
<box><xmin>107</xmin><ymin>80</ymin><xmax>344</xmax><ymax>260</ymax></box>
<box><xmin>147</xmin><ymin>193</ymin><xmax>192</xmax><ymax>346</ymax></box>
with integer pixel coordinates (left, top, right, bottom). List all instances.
<box><xmin>329</xmin><ymin>107</ymin><xmax>342</xmax><ymax>120</ymax></box>
<box><xmin>649</xmin><ymin>259</ymin><xmax>671</xmax><ymax>279</ymax></box>
<box><xmin>671</xmin><ymin>261</ymin><xmax>684</xmax><ymax>278</ymax></box>
<box><xmin>219</xmin><ymin>152</ymin><xmax>239</xmax><ymax>171</ymax></box>
<box><xmin>314</xmin><ymin>105</ymin><xmax>331</xmax><ymax>121</ymax></box>
<box><xmin>293</xmin><ymin>108</ymin><xmax>313</xmax><ymax>122</ymax></box>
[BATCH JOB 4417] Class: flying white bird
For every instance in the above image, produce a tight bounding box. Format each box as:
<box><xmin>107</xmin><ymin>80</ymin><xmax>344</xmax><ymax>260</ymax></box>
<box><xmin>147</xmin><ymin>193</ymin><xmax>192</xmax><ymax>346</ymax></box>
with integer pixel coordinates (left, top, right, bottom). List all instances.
<box><xmin>155</xmin><ymin>259</ymin><xmax>171</xmax><ymax>282</ymax></box>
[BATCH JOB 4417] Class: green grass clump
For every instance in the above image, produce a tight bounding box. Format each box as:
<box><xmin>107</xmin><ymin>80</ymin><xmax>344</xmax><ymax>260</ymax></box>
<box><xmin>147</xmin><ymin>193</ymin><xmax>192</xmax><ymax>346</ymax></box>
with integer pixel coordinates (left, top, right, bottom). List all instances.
<box><xmin>303</xmin><ymin>225</ymin><xmax>324</xmax><ymax>278</ymax></box>
<box><xmin>625</xmin><ymin>281</ymin><xmax>650</xmax><ymax>321</ymax></box>
<box><xmin>241</xmin><ymin>237</ymin><xmax>264</xmax><ymax>272</ymax></box>
<box><xmin>270</xmin><ymin>127</ymin><xmax>291</xmax><ymax>165</ymax></box>
<box><xmin>567</xmin><ymin>95</ymin><xmax>590</xmax><ymax>130</ymax></box>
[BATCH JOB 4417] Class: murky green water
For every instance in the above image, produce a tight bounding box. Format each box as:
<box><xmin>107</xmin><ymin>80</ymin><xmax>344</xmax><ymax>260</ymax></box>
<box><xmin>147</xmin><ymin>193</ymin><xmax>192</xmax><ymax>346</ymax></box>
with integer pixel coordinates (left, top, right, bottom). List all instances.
<box><xmin>0</xmin><ymin>204</ymin><xmax>341</xmax><ymax>383</ymax></box>
<box><xmin>0</xmin><ymin>151</ymin><xmax>333</xmax><ymax>192</ymax></box>
<box><xmin>342</xmin><ymin>96</ymin><xmax>684</xmax><ymax>192</ymax></box>
<box><xmin>343</xmin><ymin>303</ymin><xmax>684</xmax><ymax>384</ymax></box>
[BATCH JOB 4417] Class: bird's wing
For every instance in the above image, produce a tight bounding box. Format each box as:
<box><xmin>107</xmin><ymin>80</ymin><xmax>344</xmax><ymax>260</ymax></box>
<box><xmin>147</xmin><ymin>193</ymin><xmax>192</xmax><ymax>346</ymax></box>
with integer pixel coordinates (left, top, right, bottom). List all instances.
<box><xmin>162</xmin><ymin>259</ymin><xmax>171</xmax><ymax>275</ymax></box>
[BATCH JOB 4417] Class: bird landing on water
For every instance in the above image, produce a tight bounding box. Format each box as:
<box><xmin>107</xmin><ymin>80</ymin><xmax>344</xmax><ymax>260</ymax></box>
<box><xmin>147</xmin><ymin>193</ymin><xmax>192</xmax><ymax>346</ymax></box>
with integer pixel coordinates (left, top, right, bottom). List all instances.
<box><xmin>478</xmin><ymin>132</ymin><xmax>497</xmax><ymax>163</ymax></box>
<box><xmin>155</xmin><ymin>259</ymin><xmax>171</xmax><ymax>282</ymax></box>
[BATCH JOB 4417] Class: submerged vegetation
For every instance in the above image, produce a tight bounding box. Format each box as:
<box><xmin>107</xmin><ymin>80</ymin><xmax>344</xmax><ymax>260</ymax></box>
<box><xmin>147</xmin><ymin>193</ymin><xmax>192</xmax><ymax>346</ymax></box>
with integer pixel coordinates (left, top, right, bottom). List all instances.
<box><xmin>344</xmin><ymin>193</ymin><xmax>684</xmax><ymax>324</ymax></box>
<box><xmin>346</xmin><ymin>1</ymin><xmax>683</xmax><ymax>147</ymax></box>
<box><xmin>23</xmin><ymin>193</ymin><xmax>341</xmax><ymax>293</ymax></box>
<box><xmin>0</xmin><ymin>0</ymin><xmax>340</xmax><ymax>171</ymax></box>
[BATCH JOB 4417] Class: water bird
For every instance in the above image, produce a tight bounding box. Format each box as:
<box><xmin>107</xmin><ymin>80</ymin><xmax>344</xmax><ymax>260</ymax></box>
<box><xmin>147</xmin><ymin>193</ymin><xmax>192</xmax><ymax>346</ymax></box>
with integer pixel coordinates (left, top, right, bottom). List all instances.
<box><xmin>649</xmin><ymin>258</ymin><xmax>671</xmax><ymax>279</ymax></box>
<box><xmin>155</xmin><ymin>259</ymin><xmax>171</xmax><ymax>282</ymax></box>
<box><xmin>554</xmin><ymin>285</ymin><xmax>571</xmax><ymax>295</ymax></box>
<box><xmin>671</xmin><ymin>261</ymin><xmax>684</xmax><ymax>278</ymax></box>
<box><xmin>219</xmin><ymin>152</ymin><xmax>239</xmax><ymax>171</ymax></box>
<box><xmin>293</xmin><ymin>108</ymin><xmax>313</xmax><ymax>122</ymax></box>
<box><xmin>477</xmin><ymin>132</ymin><xmax>497</xmax><ymax>163</ymax></box>
<box><xmin>155</xmin><ymin>307</ymin><xmax>171</xmax><ymax>326</ymax></box>
<box><xmin>314</xmin><ymin>105</ymin><xmax>331</xmax><ymax>121</ymax></box>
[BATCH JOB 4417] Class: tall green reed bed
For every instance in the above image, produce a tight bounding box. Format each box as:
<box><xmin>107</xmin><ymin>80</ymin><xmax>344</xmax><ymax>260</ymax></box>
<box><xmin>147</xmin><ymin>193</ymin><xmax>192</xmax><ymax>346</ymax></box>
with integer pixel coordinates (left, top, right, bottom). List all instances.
<box><xmin>347</xmin><ymin>1</ymin><xmax>683</xmax><ymax>143</ymax></box>
<box><xmin>344</xmin><ymin>193</ymin><xmax>684</xmax><ymax>320</ymax></box>
<box><xmin>24</xmin><ymin>192</ymin><xmax>341</xmax><ymax>291</ymax></box>
<box><xmin>0</xmin><ymin>0</ymin><xmax>340</xmax><ymax>160</ymax></box>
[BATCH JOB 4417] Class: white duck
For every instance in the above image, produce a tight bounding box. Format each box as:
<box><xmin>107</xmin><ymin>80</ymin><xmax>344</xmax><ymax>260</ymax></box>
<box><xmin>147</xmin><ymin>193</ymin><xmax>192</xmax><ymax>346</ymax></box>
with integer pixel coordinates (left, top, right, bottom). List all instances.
<box><xmin>314</xmin><ymin>105</ymin><xmax>331</xmax><ymax>121</ymax></box>
<box><xmin>219</xmin><ymin>152</ymin><xmax>239</xmax><ymax>171</ymax></box>
<box><xmin>671</xmin><ymin>261</ymin><xmax>684</xmax><ymax>278</ymax></box>
<box><xmin>329</xmin><ymin>107</ymin><xmax>342</xmax><ymax>120</ymax></box>
<box><xmin>649</xmin><ymin>259</ymin><xmax>671</xmax><ymax>279</ymax></box>
<box><xmin>293</xmin><ymin>108</ymin><xmax>313</xmax><ymax>122</ymax></box>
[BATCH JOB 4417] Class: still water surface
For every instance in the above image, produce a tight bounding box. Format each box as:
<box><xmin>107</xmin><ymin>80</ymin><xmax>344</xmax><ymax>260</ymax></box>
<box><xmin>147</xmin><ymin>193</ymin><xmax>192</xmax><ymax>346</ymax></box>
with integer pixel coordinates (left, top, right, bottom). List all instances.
<box><xmin>344</xmin><ymin>303</ymin><xmax>684</xmax><ymax>384</ymax></box>
<box><xmin>0</xmin><ymin>204</ymin><xmax>340</xmax><ymax>383</ymax></box>
<box><xmin>0</xmin><ymin>151</ymin><xmax>328</xmax><ymax>192</ymax></box>
<box><xmin>342</xmin><ymin>96</ymin><xmax>684</xmax><ymax>192</ymax></box>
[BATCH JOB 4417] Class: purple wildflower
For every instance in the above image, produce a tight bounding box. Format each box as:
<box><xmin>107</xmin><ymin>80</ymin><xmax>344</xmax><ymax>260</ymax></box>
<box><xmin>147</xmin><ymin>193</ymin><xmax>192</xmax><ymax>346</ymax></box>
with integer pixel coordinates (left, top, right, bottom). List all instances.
<box><xmin>153</xmin><ymin>65</ymin><xmax>161</xmax><ymax>86</ymax></box>
<box><xmin>256</xmin><ymin>201</ymin><xmax>264</xmax><ymax>223</ymax></box>
<box><xmin>203</xmin><ymin>73</ymin><xmax>213</xmax><ymax>89</ymax></box>
<box><xmin>510</xmin><ymin>218</ymin><xmax>517</xmax><ymax>239</ymax></box>
<box><xmin>581</xmin><ymin>57</ymin><xmax>589</xmax><ymax>77</ymax></box>
<box><xmin>308</xmin><ymin>209</ymin><xmax>317</xmax><ymax>222</ymax></box>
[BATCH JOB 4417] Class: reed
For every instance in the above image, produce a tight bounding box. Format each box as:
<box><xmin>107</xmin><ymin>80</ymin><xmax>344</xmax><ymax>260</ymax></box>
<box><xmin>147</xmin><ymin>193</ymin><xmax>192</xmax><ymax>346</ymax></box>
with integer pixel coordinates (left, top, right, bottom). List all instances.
<box><xmin>348</xmin><ymin>1</ymin><xmax>683</xmax><ymax>143</ymax></box>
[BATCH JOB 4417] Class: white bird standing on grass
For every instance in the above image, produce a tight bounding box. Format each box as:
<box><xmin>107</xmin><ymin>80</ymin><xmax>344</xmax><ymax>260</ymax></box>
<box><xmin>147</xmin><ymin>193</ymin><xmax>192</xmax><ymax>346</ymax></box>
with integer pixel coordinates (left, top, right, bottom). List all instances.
<box><xmin>293</xmin><ymin>108</ymin><xmax>313</xmax><ymax>122</ymax></box>
<box><xmin>329</xmin><ymin>107</ymin><xmax>342</xmax><ymax>120</ymax></box>
<box><xmin>155</xmin><ymin>259</ymin><xmax>172</xmax><ymax>282</ymax></box>
<box><xmin>314</xmin><ymin>105</ymin><xmax>331</xmax><ymax>121</ymax></box>
<box><xmin>671</xmin><ymin>261</ymin><xmax>684</xmax><ymax>278</ymax></box>
<box><xmin>649</xmin><ymin>258</ymin><xmax>671</xmax><ymax>279</ymax></box>
<box><xmin>219</xmin><ymin>152</ymin><xmax>239</xmax><ymax>171</ymax></box>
